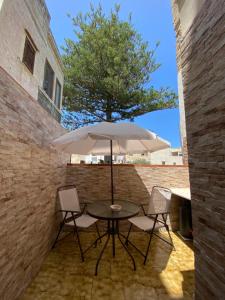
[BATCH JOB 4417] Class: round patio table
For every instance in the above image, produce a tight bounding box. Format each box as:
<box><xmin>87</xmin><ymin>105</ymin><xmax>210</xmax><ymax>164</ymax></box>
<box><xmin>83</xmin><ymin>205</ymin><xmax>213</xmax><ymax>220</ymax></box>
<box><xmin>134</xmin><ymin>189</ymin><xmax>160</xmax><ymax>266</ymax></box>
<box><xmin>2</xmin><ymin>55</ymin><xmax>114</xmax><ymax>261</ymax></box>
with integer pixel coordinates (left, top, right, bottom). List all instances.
<box><xmin>87</xmin><ymin>200</ymin><xmax>139</xmax><ymax>275</ymax></box>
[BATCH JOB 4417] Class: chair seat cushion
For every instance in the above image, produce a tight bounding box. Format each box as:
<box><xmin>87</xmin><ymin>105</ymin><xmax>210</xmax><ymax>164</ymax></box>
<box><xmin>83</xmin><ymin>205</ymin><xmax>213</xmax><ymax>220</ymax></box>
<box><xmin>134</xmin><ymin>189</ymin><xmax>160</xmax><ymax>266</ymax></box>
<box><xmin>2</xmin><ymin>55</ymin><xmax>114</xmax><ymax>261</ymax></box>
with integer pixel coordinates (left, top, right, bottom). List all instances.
<box><xmin>67</xmin><ymin>214</ymin><xmax>97</xmax><ymax>228</ymax></box>
<box><xmin>128</xmin><ymin>216</ymin><xmax>163</xmax><ymax>231</ymax></box>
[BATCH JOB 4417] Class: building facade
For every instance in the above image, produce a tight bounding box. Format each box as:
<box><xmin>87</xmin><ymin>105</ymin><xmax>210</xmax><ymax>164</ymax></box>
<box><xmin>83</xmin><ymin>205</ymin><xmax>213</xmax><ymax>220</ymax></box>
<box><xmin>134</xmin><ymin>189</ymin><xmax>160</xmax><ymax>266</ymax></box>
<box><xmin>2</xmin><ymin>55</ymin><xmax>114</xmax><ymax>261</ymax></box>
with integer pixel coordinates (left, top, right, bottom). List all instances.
<box><xmin>126</xmin><ymin>148</ymin><xmax>183</xmax><ymax>165</ymax></box>
<box><xmin>71</xmin><ymin>154</ymin><xmax>126</xmax><ymax>164</ymax></box>
<box><xmin>71</xmin><ymin>148</ymin><xmax>183</xmax><ymax>165</ymax></box>
<box><xmin>0</xmin><ymin>0</ymin><xmax>63</xmax><ymax>122</ymax></box>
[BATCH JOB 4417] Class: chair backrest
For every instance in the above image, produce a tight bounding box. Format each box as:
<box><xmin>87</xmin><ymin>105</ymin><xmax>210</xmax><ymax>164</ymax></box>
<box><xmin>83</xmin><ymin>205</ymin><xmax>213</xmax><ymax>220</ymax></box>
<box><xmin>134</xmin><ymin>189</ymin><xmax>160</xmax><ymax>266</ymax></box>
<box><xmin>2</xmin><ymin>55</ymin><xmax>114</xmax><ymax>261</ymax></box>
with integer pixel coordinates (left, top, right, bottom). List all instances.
<box><xmin>57</xmin><ymin>186</ymin><xmax>81</xmax><ymax>218</ymax></box>
<box><xmin>148</xmin><ymin>186</ymin><xmax>172</xmax><ymax>215</ymax></box>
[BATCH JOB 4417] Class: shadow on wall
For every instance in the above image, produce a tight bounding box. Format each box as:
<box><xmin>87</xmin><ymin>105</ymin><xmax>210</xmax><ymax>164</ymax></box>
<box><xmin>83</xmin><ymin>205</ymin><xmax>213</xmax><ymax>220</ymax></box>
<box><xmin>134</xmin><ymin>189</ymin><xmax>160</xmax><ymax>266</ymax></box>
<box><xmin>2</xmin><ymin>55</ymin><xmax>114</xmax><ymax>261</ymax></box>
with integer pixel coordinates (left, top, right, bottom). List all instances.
<box><xmin>65</xmin><ymin>164</ymin><xmax>190</xmax><ymax>231</ymax></box>
<box><xmin>181</xmin><ymin>270</ymin><xmax>195</xmax><ymax>299</ymax></box>
<box><xmin>66</xmin><ymin>164</ymin><xmax>189</xmax><ymax>202</ymax></box>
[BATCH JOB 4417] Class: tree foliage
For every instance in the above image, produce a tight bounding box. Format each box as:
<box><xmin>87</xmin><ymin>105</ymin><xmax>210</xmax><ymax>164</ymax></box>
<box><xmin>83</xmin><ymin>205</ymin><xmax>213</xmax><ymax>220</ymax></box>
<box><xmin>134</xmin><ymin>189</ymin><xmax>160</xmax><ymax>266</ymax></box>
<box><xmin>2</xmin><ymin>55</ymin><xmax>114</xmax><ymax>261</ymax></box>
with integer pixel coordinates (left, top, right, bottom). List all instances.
<box><xmin>62</xmin><ymin>4</ymin><xmax>177</xmax><ymax>129</ymax></box>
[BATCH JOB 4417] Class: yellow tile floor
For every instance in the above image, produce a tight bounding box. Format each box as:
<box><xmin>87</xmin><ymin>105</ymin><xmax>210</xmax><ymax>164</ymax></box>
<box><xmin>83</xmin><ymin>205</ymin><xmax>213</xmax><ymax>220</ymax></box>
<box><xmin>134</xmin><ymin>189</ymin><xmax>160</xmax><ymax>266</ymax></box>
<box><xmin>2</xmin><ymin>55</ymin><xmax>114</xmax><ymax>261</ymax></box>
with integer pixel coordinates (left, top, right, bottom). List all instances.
<box><xmin>20</xmin><ymin>231</ymin><xmax>194</xmax><ymax>300</ymax></box>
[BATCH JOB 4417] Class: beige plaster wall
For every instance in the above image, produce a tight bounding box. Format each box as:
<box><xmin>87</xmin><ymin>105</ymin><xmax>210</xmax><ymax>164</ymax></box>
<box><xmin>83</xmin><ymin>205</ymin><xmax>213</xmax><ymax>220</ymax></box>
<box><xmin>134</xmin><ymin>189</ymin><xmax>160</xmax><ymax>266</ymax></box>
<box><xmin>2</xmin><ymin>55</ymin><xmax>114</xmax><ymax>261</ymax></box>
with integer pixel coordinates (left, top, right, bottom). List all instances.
<box><xmin>0</xmin><ymin>0</ymin><xmax>63</xmax><ymax>109</ymax></box>
<box><xmin>176</xmin><ymin>0</ymin><xmax>205</xmax><ymax>34</ymax></box>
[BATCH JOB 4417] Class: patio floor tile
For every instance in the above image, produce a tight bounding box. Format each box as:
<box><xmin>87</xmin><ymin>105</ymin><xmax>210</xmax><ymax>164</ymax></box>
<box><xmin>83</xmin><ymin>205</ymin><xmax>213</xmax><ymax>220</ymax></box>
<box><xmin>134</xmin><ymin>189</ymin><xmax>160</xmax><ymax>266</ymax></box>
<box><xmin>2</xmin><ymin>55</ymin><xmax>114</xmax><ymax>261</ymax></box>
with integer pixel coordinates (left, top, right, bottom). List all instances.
<box><xmin>19</xmin><ymin>231</ymin><xmax>194</xmax><ymax>300</ymax></box>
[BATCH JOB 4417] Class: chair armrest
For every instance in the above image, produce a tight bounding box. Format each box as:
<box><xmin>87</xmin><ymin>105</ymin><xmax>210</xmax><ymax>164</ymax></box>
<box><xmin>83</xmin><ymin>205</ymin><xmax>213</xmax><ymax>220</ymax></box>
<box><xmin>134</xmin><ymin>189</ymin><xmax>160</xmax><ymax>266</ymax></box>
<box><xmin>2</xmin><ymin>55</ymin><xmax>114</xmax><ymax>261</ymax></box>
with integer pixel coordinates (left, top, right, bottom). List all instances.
<box><xmin>146</xmin><ymin>213</ymin><xmax>158</xmax><ymax>216</ymax></box>
<box><xmin>146</xmin><ymin>212</ymin><xmax>169</xmax><ymax>225</ymax></box>
<box><xmin>146</xmin><ymin>213</ymin><xmax>159</xmax><ymax>221</ymax></box>
<box><xmin>146</xmin><ymin>211</ymin><xmax>169</xmax><ymax>216</ymax></box>
<box><xmin>65</xmin><ymin>211</ymin><xmax>83</xmax><ymax>223</ymax></box>
<box><xmin>80</xmin><ymin>201</ymin><xmax>93</xmax><ymax>204</ymax></box>
<box><xmin>57</xmin><ymin>210</ymin><xmax>82</xmax><ymax>224</ymax></box>
<box><xmin>59</xmin><ymin>209</ymin><xmax>81</xmax><ymax>214</ymax></box>
<box><xmin>140</xmin><ymin>201</ymin><xmax>149</xmax><ymax>206</ymax></box>
<box><xmin>140</xmin><ymin>204</ymin><xmax>148</xmax><ymax>216</ymax></box>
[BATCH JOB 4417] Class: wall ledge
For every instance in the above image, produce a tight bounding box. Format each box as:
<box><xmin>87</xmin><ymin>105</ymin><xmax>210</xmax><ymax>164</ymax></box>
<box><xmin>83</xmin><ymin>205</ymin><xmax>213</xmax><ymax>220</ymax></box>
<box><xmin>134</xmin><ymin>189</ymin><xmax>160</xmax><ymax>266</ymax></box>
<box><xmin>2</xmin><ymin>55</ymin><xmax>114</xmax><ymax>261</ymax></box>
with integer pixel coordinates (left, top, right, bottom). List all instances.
<box><xmin>67</xmin><ymin>163</ymin><xmax>189</xmax><ymax>168</ymax></box>
<box><xmin>0</xmin><ymin>66</ymin><xmax>63</xmax><ymax>127</ymax></box>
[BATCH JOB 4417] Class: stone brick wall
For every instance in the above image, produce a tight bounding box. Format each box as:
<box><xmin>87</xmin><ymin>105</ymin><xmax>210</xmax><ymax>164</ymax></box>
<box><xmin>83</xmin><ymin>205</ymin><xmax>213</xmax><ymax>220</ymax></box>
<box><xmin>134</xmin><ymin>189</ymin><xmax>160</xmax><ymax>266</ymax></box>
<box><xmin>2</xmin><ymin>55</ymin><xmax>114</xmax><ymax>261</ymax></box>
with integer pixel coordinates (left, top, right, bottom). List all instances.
<box><xmin>0</xmin><ymin>66</ymin><xmax>69</xmax><ymax>300</ymax></box>
<box><xmin>66</xmin><ymin>164</ymin><xmax>190</xmax><ymax>230</ymax></box>
<box><xmin>66</xmin><ymin>164</ymin><xmax>190</xmax><ymax>203</ymax></box>
<box><xmin>172</xmin><ymin>0</ymin><xmax>225</xmax><ymax>298</ymax></box>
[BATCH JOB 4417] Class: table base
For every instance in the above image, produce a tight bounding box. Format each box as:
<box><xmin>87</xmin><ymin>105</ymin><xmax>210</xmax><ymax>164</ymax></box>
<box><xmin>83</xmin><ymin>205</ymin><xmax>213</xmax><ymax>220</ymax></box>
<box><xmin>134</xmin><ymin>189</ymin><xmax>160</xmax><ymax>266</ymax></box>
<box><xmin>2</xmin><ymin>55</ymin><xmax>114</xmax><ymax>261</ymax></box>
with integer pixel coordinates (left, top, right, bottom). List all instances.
<box><xmin>94</xmin><ymin>220</ymin><xmax>136</xmax><ymax>275</ymax></box>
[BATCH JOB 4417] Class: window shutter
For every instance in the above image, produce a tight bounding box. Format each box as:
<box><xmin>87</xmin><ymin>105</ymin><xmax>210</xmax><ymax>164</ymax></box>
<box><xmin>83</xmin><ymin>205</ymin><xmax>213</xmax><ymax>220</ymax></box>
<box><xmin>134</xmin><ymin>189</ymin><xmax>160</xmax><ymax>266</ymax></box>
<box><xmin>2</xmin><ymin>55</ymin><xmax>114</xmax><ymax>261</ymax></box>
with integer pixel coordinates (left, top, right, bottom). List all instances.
<box><xmin>22</xmin><ymin>36</ymin><xmax>36</xmax><ymax>73</ymax></box>
<box><xmin>43</xmin><ymin>60</ymin><xmax>54</xmax><ymax>99</ymax></box>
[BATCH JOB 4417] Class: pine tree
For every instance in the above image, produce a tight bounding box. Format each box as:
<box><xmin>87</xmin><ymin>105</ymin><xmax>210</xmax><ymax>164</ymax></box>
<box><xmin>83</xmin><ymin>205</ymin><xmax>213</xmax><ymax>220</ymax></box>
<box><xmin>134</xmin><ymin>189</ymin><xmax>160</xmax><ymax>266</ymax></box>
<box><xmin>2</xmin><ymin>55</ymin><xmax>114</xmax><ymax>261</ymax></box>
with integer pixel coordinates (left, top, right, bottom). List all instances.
<box><xmin>62</xmin><ymin>4</ymin><xmax>177</xmax><ymax>129</ymax></box>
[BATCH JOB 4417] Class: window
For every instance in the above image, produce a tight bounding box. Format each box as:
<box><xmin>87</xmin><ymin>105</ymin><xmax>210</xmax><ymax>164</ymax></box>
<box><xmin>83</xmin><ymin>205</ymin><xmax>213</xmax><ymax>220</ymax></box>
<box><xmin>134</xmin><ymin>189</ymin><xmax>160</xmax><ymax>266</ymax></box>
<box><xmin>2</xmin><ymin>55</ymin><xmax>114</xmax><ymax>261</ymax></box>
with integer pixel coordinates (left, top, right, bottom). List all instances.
<box><xmin>43</xmin><ymin>60</ymin><xmax>54</xmax><ymax>99</ymax></box>
<box><xmin>172</xmin><ymin>152</ymin><xmax>179</xmax><ymax>157</ymax></box>
<box><xmin>92</xmin><ymin>156</ymin><xmax>97</xmax><ymax>163</ymax></box>
<box><xmin>55</xmin><ymin>79</ymin><xmax>62</xmax><ymax>109</ymax></box>
<box><xmin>22</xmin><ymin>31</ymin><xmax>37</xmax><ymax>73</ymax></box>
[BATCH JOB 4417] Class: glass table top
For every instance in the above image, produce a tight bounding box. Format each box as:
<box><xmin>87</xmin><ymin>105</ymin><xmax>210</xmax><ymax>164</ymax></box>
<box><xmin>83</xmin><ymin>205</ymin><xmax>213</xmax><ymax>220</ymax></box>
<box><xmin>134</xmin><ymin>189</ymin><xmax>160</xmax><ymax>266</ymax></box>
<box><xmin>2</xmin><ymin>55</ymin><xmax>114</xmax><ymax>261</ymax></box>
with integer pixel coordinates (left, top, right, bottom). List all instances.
<box><xmin>87</xmin><ymin>200</ymin><xmax>140</xmax><ymax>220</ymax></box>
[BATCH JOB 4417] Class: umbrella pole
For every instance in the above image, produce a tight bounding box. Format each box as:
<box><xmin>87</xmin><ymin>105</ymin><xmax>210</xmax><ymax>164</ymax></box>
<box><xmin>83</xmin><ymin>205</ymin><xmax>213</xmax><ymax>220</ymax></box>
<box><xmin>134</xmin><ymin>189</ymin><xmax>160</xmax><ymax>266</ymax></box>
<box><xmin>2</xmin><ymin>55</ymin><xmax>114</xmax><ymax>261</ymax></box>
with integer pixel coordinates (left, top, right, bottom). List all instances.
<box><xmin>110</xmin><ymin>139</ymin><xmax>114</xmax><ymax>204</ymax></box>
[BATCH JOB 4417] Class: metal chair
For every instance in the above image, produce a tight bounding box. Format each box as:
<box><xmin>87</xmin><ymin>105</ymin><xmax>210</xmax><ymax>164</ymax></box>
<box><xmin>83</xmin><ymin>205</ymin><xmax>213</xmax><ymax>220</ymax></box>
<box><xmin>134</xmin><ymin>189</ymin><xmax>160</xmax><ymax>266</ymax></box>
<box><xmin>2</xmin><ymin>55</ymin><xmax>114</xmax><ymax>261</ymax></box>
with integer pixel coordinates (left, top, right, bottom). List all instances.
<box><xmin>52</xmin><ymin>185</ymin><xmax>101</xmax><ymax>261</ymax></box>
<box><xmin>125</xmin><ymin>186</ymin><xmax>175</xmax><ymax>264</ymax></box>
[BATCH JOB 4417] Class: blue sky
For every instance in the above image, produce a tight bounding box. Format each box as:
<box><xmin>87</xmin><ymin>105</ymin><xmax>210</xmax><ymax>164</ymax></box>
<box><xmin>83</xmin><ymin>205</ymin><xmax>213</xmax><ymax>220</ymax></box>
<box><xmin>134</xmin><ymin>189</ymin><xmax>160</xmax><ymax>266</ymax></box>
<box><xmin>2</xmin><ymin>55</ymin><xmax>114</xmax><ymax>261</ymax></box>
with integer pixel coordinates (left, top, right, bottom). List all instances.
<box><xmin>45</xmin><ymin>0</ymin><xmax>180</xmax><ymax>147</ymax></box>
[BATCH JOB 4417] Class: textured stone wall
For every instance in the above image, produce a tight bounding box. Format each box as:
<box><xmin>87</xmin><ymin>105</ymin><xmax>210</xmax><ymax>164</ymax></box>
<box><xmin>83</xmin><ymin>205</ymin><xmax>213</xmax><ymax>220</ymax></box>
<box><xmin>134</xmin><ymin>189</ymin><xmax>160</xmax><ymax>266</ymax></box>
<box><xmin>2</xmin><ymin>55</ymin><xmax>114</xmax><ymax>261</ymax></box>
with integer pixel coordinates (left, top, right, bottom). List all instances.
<box><xmin>66</xmin><ymin>164</ymin><xmax>190</xmax><ymax>203</ymax></box>
<box><xmin>182</xmin><ymin>137</ymin><xmax>188</xmax><ymax>165</ymax></box>
<box><xmin>66</xmin><ymin>164</ymin><xmax>190</xmax><ymax>230</ymax></box>
<box><xmin>0</xmin><ymin>67</ymin><xmax>69</xmax><ymax>300</ymax></box>
<box><xmin>172</xmin><ymin>0</ymin><xmax>225</xmax><ymax>298</ymax></box>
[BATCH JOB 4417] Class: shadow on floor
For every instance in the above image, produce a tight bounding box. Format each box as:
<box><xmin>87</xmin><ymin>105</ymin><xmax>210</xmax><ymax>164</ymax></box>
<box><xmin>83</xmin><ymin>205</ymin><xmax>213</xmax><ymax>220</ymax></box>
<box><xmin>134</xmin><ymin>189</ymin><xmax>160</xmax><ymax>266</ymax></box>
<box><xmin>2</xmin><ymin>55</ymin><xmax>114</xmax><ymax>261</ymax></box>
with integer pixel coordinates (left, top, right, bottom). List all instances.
<box><xmin>19</xmin><ymin>231</ymin><xmax>195</xmax><ymax>300</ymax></box>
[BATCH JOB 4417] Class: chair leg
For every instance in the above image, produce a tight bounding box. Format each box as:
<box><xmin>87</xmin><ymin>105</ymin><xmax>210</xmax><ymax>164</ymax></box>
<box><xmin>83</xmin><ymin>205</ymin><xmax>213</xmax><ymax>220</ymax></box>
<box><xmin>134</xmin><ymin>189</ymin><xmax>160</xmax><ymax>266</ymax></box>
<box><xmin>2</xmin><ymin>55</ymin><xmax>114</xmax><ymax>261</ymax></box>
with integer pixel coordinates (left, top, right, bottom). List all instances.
<box><xmin>52</xmin><ymin>222</ymin><xmax>64</xmax><ymax>249</ymax></box>
<box><xmin>144</xmin><ymin>216</ymin><xmax>158</xmax><ymax>265</ymax></box>
<box><xmin>125</xmin><ymin>223</ymin><xmax>132</xmax><ymax>246</ymax></box>
<box><xmin>165</xmin><ymin>224</ymin><xmax>176</xmax><ymax>251</ymax></box>
<box><xmin>144</xmin><ymin>230</ymin><xmax>154</xmax><ymax>265</ymax></box>
<box><xmin>95</xmin><ymin>232</ymin><xmax>110</xmax><ymax>276</ymax></box>
<box><xmin>74</xmin><ymin>226</ymin><xmax>84</xmax><ymax>262</ymax></box>
<box><xmin>95</xmin><ymin>222</ymin><xmax>102</xmax><ymax>243</ymax></box>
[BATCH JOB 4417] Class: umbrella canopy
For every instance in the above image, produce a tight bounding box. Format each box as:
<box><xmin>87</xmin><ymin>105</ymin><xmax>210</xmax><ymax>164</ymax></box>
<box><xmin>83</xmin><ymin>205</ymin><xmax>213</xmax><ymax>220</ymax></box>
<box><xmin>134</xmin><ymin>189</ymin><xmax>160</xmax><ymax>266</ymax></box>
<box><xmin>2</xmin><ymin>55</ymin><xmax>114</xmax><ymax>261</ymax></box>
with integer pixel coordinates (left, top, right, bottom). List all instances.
<box><xmin>52</xmin><ymin>122</ymin><xmax>170</xmax><ymax>155</ymax></box>
<box><xmin>53</xmin><ymin>122</ymin><xmax>170</xmax><ymax>204</ymax></box>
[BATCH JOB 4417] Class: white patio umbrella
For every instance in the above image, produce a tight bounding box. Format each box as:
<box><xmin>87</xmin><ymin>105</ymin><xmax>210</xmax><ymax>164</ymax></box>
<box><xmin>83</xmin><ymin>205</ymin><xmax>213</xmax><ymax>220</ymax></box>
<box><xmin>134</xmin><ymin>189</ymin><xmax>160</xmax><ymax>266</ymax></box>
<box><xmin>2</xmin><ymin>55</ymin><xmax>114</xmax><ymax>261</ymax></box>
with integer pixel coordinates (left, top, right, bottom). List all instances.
<box><xmin>52</xmin><ymin>122</ymin><xmax>170</xmax><ymax>203</ymax></box>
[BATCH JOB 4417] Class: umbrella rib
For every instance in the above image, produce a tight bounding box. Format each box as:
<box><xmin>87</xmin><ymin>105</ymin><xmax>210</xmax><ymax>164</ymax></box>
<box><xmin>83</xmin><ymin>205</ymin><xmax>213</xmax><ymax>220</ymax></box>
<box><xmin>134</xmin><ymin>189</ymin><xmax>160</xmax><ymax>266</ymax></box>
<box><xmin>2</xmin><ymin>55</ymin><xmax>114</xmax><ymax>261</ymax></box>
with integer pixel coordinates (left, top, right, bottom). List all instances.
<box><xmin>117</xmin><ymin>140</ymin><xmax>121</xmax><ymax>155</ymax></box>
<box><xmin>119</xmin><ymin>140</ymin><xmax>125</xmax><ymax>155</ymax></box>
<box><xmin>90</xmin><ymin>139</ymin><xmax>99</xmax><ymax>155</ymax></box>
<box><xmin>139</xmin><ymin>139</ymin><xmax>151</xmax><ymax>153</ymax></box>
<box><xmin>58</xmin><ymin>139</ymin><xmax>77</xmax><ymax>152</ymax></box>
